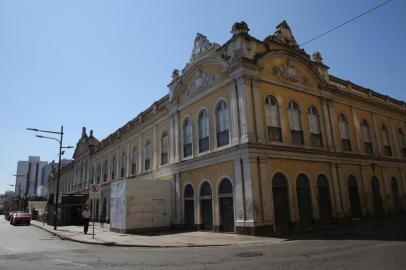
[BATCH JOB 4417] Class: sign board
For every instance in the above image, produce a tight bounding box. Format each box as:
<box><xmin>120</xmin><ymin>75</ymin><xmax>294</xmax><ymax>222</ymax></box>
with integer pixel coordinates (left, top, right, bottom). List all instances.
<box><xmin>89</xmin><ymin>184</ymin><xmax>101</xmax><ymax>199</ymax></box>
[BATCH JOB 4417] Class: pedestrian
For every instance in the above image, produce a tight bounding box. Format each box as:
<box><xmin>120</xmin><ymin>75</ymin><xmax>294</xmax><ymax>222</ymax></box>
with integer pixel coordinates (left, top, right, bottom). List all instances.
<box><xmin>42</xmin><ymin>212</ymin><xmax>48</xmax><ymax>226</ymax></box>
<box><xmin>99</xmin><ymin>212</ymin><xmax>106</xmax><ymax>228</ymax></box>
<box><xmin>81</xmin><ymin>207</ymin><xmax>91</xmax><ymax>234</ymax></box>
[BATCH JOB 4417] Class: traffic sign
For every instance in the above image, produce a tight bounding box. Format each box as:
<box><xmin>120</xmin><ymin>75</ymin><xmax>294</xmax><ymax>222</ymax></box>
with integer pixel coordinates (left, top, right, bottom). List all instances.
<box><xmin>89</xmin><ymin>184</ymin><xmax>101</xmax><ymax>199</ymax></box>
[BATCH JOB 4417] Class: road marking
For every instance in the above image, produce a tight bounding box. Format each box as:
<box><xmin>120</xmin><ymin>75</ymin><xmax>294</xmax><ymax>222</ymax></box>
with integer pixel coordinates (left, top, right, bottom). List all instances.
<box><xmin>5</xmin><ymin>247</ymin><xmax>18</xmax><ymax>252</ymax></box>
<box><xmin>53</xmin><ymin>259</ymin><xmax>88</xmax><ymax>267</ymax></box>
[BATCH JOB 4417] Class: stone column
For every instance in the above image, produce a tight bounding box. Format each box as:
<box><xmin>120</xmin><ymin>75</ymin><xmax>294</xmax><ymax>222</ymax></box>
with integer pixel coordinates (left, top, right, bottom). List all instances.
<box><xmin>229</xmin><ymin>82</ymin><xmax>240</xmax><ymax>145</ymax></box>
<box><xmin>172</xmin><ymin>111</ymin><xmax>180</xmax><ymax>163</ymax></box>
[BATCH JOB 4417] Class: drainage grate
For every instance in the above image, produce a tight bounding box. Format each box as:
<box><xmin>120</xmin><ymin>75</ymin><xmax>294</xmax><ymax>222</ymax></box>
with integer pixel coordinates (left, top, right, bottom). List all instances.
<box><xmin>236</xmin><ymin>252</ymin><xmax>264</xmax><ymax>258</ymax></box>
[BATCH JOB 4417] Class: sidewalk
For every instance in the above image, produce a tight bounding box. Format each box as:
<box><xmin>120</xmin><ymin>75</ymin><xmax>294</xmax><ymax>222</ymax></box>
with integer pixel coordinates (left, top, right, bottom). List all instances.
<box><xmin>31</xmin><ymin>220</ymin><xmax>285</xmax><ymax>247</ymax></box>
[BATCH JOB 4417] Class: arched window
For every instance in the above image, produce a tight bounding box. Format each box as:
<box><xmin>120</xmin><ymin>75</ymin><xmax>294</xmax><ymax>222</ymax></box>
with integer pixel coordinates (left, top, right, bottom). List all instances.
<box><xmin>216</xmin><ymin>100</ymin><xmax>229</xmax><ymax>147</ymax></box>
<box><xmin>131</xmin><ymin>145</ymin><xmax>138</xmax><ymax>175</ymax></box>
<box><xmin>111</xmin><ymin>156</ymin><xmax>116</xmax><ymax>180</ymax></box>
<box><xmin>398</xmin><ymin>128</ymin><xmax>406</xmax><ymax>157</ymax></box>
<box><xmin>339</xmin><ymin>113</ymin><xmax>352</xmax><ymax>151</ymax></box>
<box><xmin>308</xmin><ymin>106</ymin><xmax>323</xmax><ymax>147</ymax></box>
<box><xmin>361</xmin><ymin>119</ymin><xmax>373</xmax><ymax>154</ymax></box>
<box><xmin>120</xmin><ymin>151</ymin><xmax>127</xmax><ymax>178</ymax></box>
<box><xmin>96</xmin><ymin>163</ymin><xmax>101</xmax><ymax>184</ymax></box>
<box><xmin>382</xmin><ymin>124</ymin><xmax>392</xmax><ymax>156</ymax></box>
<box><xmin>161</xmin><ymin>130</ymin><xmax>169</xmax><ymax>165</ymax></box>
<box><xmin>288</xmin><ymin>100</ymin><xmax>303</xmax><ymax>144</ymax></box>
<box><xmin>102</xmin><ymin>160</ymin><xmax>108</xmax><ymax>182</ymax></box>
<box><xmin>144</xmin><ymin>140</ymin><xmax>152</xmax><ymax>170</ymax></box>
<box><xmin>265</xmin><ymin>95</ymin><xmax>282</xmax><ymax>142</ymax></box>
<box><xmin>183</xmin><ymin>117</ymin><xmax>193</xmax><ymax>157</ymax></box>
<box><xmin>198</xmin><ymin>109</ymin><xmax>209</xmax><ymax>152</ymax></box>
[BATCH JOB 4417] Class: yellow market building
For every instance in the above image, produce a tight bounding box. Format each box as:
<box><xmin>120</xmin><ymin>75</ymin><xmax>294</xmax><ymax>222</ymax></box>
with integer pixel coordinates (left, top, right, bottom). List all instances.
<box><xmin>50</xmin><ymin>21</ymin><xmax>406</xmax><ymax>235</ymax></box>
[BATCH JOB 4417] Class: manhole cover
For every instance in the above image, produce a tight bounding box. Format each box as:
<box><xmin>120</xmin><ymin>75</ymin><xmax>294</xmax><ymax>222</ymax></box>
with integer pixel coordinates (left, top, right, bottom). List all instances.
<box><xmin>236</xmin><ymin>252</ymin><xmax>263</xmax><ymax>258</ymax></box>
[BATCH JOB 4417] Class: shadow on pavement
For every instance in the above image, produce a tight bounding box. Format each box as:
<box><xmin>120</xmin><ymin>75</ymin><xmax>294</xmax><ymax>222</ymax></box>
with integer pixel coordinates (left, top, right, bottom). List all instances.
<box><xmin>272</xmin><ymin>213</ymin><xmax>406</xmax><ymax>242</ymax></box>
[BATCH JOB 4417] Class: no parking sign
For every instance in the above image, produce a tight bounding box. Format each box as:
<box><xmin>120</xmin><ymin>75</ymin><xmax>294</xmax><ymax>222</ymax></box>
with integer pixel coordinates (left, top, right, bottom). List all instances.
<box><xmin>89</xmin><ymin>184</ymin><xmax>101</xmax><ymax>199</ymax></box>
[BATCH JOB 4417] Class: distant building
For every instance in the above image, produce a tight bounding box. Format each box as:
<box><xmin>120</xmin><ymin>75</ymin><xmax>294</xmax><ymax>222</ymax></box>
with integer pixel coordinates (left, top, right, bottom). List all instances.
<box><xmin>0</xmin><ymin>194</ymin><xmax>5</xmax><ymax>214</ymax></box>
<box><xmin>15</xmin><ymin>156</ymin><xmax>48</xmax><ymax>198</ymax></box>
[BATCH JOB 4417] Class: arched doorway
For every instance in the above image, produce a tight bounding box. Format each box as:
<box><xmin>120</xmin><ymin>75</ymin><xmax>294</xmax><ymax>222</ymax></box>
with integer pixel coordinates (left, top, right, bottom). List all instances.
<box><xmin>348</xmin><ymin>175</ymin><xmax>361</xmax><ymax>218</ymax></box>
<box><xmin>219</xmin><ymin>178</ymin><xmax>234</xmax><ymax>232</ymax></box>
<box><xmin>371</xmin><ymin>177</ymin><xmax>383</xmax><ymax>217</ymax></box>
<box><xmin>391</xmin><ymin>178</ymin><xmax>401</xmax><ymax>212</ymax></box>
<box><xmin>317</xmin><ymin>175</ymin><xmax>332</xmax><ymax>225</ymax></box>
<box><xmin>272</xmin><ymin>173</ymin><xmax>290</xmax><ymax>232</ymax></box>
<box><xmin>296</xmin><ymin>174</ymin><xmax>313</xmax><ymax>228</ymax></box>
<box><xmin>200</xmin><ymin>182</ymin><xmax>213</xmax><ymax>230</ymax></box>
<box><xmin>184</xmin><ymin>184</ymin><xmax>195</xmax><ymax>230</ymax></box>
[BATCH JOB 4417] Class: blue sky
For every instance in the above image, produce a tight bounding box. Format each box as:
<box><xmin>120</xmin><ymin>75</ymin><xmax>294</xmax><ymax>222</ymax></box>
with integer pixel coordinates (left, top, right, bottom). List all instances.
<box><xmin>0</xmin><ymin>0</ymin><xmax>405</xmax><ymax>194</ymax></box>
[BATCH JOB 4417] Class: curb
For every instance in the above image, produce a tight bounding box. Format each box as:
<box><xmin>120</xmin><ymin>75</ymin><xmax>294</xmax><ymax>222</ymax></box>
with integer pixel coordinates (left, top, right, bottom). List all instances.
<box><xmin>31</xmin><ymin>222</ymin><xmax>274</xmax><ymax>248</ymax></box>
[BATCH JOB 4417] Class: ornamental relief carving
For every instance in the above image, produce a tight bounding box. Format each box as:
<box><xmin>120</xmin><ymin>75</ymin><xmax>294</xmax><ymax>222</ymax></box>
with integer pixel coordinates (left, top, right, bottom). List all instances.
<box><xmin>270</xmin><ymin>59</ymin><xmax>311</xmax><ymax>87</ymax></box>
<box><xmin>186</xmin><ymin>70</ymin><xmax>219</xmax><ymax>97</ymax></box>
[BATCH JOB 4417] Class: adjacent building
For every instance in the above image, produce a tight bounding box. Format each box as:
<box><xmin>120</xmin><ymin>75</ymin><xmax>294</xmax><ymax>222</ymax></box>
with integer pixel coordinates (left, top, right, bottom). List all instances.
<box><xmin>15</xmin><ymin>156</ymin><xmax>48</xmax><ymax>198</ymax></box>
<box><xmin>49</xmin><ymin>21</ymin><xmax>406</xmax><ymax>235</ymax></box>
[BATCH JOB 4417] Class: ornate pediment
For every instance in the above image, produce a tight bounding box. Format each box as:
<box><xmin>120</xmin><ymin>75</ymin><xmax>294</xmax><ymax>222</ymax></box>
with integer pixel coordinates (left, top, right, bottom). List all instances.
<box><xmin>270</xmin><ymin>59</ymin><xmax>311</xmax><ymax>87</ymax></box>
<box><xmin>186</xmin><ymin>70</ymin><xmax>219</xmax><ymax>97</ymax></box>
<box><xmin>190</xmin><ymin>33</ymin><xmax>216</xmax><ymax>63</ymax></box>
<box><xmin>273</xmin><ymin>20</ymin><xmax>298</xmax><ymax>48</ymax></box>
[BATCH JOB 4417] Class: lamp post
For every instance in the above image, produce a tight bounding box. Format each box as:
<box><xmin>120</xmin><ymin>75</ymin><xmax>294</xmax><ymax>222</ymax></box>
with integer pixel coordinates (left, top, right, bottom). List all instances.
<box><xmin>27</xmin><ymin>126</ymin><xmax>73</xmax><ymax>230</ymax></box>
<box><xmin>9</xmin><ymin>183</ymin><xmax>21</xmax><ymax>210</ymax></box>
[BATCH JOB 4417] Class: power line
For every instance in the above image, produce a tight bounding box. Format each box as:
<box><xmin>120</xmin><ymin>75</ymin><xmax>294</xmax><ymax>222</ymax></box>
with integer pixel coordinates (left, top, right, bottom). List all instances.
<box><xmin>300</xmin><ymin>0</ymin><xmax>393</xmax><ymax>46</ymax></box>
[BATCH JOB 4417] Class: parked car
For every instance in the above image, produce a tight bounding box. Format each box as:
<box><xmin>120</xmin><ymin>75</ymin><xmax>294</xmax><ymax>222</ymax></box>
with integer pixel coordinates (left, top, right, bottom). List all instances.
<box><xmin>10</xmin><ymin>212</ymin><xmax>30</xmax><ymax>225</ymax></box>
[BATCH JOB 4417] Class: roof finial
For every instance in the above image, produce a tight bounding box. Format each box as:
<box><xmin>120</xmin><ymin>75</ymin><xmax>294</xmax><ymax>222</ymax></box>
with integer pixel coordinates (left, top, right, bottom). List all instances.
<box><xmin>231</xmin><ymin>21</ymin><xmax>249</xmax><ymax>35</ymax></box>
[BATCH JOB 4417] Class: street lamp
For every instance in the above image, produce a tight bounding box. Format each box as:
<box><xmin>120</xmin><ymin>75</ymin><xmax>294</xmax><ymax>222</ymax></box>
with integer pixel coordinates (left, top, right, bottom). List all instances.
<box><xmin>9</xmin><ymin>183</ymin><xmax>21</xmax><ymax>210</ymax></box>
<box><xmin>27</xmin><ymin>126</ymin><xmax>74</xmax><ymax>230</ymax></box>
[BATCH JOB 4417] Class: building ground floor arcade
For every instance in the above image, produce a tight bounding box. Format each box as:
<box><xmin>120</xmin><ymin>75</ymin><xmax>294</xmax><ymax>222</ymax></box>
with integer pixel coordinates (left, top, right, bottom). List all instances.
<box><xmin>175</xmin><ymin>151</ymin><xmax>406</xmax><ymax>235</ymax></box>
<box><xmin>87</xmin><ymin>149</ymin><xmax>406</xmax><ymax>235</ymax></box>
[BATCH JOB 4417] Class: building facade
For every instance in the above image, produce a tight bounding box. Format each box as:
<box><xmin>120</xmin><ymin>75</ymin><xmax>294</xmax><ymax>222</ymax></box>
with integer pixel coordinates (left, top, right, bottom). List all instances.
<box><xmin>52</xmin><ymin>21</ymin><xmax>406</xmax><ymax>234</ymax></box>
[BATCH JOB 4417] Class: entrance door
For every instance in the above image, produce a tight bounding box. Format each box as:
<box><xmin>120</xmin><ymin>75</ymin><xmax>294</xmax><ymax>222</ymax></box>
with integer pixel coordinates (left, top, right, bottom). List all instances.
<box><xmin>200</xmin><ymin>182</ymin><xmax>213</xmax><ymax>230</ymax></box>
<box><xmin>296</xmin><ymin>174</ymin><xmax>313</xmax><ymax>228</ymax></box>
<box><xmin>317</xmin><ymin>175</ymin><xmax>332</xmax><ymax>225</ymax></box>
<box><xmin>219</xmin><ymin>178</ymin><xmax>234</xmax><ymax>232</ymax></box>
<box><xmin>272</xmin><ymin>173</ymin><xmax>290</xmax><ymax>232</ymax></box>
<box><xmin>392</xmin><ymin>178</ymin><xmax>401</xmax><ymax>212</ymax></box>
<box><xmin>184</xmin><ymin>184</ymin><xmax>195</xmax><ymax>230</ymax></box>
<box><xmin>372</xmin><ymin>177</ymin><xmax>383</xmax><ymax>217</ymax></box>
<box><xmin>348</xmin><ymin>176</ymin><xmax>361</xmax><ymax>218</ymax></box>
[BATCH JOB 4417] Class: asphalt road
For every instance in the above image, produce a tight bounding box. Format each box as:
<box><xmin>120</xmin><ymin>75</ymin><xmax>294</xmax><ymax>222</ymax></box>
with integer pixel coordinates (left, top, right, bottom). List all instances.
<box><xmin>1</xmin><ymin>215</ymin><xmax>406</xmax><ymax>270</ymax></box>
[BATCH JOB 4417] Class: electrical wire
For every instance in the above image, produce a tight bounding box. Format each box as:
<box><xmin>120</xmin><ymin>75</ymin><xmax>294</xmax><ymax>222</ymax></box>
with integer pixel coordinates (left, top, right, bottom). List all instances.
<box><xmin>300</xmin><ymin>0</ymin><xmax>393</xmax><ymax>46</ymax></box>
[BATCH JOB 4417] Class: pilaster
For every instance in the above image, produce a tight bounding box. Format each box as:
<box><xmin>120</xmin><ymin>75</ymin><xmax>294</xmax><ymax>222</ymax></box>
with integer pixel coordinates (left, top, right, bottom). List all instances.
<box><xmin>236</xmin><ymin>77</ymin><xmax>256</xmax><ymax>143</ymax></box>
<box><xmin>351</xmin><ymin>106</ymin><xmax>361</xmax><ymax>154</ymax></box>
<box><xmin>229</xmin><ymin>82</ymin><xmax>240</xmax><ymax>145</ymax></box>
<box><xmin>330</xmin><ymin>162</ymin><xmax>344</xmax><ymax>218</ymax></box>
<box><xmin>252</xmin><ymin>79</ymin><xmax>265</xmax><ymax>144</ymax></box>
<box><xmin>371</xmin><ymin>112</ymin><xmax>382</xmax><ymax>156</ymax></box>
